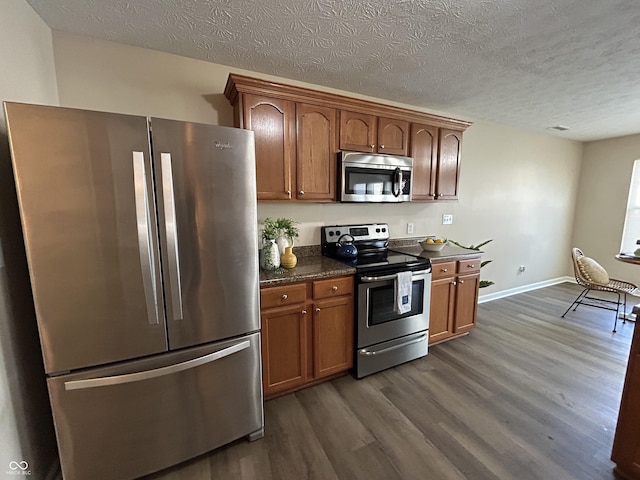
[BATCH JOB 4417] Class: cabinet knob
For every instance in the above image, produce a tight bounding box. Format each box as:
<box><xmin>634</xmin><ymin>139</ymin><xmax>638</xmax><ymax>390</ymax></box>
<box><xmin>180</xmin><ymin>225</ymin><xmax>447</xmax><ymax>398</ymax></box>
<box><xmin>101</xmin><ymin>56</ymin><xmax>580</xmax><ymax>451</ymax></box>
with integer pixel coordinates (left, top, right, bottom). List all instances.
<box><xmin>460</xmin><ymin>280</ymin><xmax>465</xmax><ymax>284</ymax></box>
<box><xmin>452</xmin><ymin>281</ymin><xmax>457</xmax><ymax>286</ymax></box>
<box><xmin>369</xmin><ymin>144</ymin><xmax>375</xmax><ymax>149</ymax></box>
<box><xmin>281</xmin><ymin>294</ymin><xmax>288</xmax><ymax>300</ymax></box>
<box><xmin>379</xmin><ymin>144</ymin><xmax>385</xmax><ymax>149</ymax></box>
<box><xmin>299</xmin><ymin>190</ymin><xmax>304</xmax><ymax>195</ymax></box>
<box><xmin>441</xmin><ymin>268</ymin><xmax>448</xmax><ymax>272</ymax></box>
<box><xmin>332</xmin><ymin>286</ymin><xmax>338</xmax><ymax>292</ymax></box>
<box><xmin>468</xmin><ymin>264</ymin><xmax>475</xmax><ymax>268</ymax></box>
<box><xmin>316</xmin><ymin>308</ymin><xmax>321</xmax><ymax>312</ymax></box>
<box><xmin>302</xmin><ymin>310</ymin><xmax>307</xmax><ymax>315</ymax></box>
<box><xmin>286</xmin><ymin>190</ymin><xmax>291</xmax><ymax>197</ymax></box>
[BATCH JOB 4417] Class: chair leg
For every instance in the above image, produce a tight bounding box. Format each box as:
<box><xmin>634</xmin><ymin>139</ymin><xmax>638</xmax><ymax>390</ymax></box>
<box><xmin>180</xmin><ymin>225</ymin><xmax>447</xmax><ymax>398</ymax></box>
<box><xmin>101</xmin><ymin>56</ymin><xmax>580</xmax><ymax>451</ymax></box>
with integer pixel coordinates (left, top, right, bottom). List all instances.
<box><xmin>562</xmin><ymin>288</ymin><xmax>589</xmax><ymax>318</ymax></box>
<box><xmin>613</xmin><ymin>292</ymin><xmax>621</xmax><ymax>333</ymax></box>
<box><xmin>623</xmin><ymin>293</ymin><xmax>627</xmax><ymax>325</ymax></box>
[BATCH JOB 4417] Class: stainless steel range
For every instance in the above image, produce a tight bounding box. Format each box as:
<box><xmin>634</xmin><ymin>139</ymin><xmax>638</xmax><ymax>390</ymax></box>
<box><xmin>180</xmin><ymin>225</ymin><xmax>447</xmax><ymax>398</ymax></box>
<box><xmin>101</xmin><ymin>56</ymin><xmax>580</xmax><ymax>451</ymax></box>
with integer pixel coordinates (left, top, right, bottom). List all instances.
<box><xmin>321</xmin><ymin>223</ymin><xmax>431</xmax><ymax>378</ymax></box>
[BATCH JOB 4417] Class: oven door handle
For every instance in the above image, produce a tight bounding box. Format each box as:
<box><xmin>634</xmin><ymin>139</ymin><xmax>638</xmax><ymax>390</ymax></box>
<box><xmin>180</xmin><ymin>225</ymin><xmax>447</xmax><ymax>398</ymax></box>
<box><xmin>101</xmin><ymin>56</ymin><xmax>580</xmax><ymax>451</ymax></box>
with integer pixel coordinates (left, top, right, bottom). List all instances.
<box><xmin>361</xmin><ymin>273</ymin><xmax>399</xmax><ymax>282</ymax></box>
<box><xmin>359</xmin><ymin>334</ymin><xmax>428</xmax><ymax>357</ymax></box>
<box><xmin>360</xmin><ymin>270</ymin><xmax>429</xmax><ymax>283</ymax></box>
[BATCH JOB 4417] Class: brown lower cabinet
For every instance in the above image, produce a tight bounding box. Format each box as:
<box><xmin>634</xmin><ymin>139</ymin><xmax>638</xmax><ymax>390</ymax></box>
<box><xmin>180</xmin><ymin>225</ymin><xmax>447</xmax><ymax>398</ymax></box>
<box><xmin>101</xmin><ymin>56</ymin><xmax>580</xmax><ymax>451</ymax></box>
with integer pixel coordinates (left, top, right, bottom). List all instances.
<box><xmin>611</xmin><ymin>323</ymin><xmax>640</xmax><ymax>480</ymax></box>
<box><xmin>260</xmin><ymin>276</ymin><xmax>354</xmax><ymax>399</ymax></box>
<box><xmin>429</xmin><ymin>257</ymin><xmax>481</xmax><ymax>345</ymax></box>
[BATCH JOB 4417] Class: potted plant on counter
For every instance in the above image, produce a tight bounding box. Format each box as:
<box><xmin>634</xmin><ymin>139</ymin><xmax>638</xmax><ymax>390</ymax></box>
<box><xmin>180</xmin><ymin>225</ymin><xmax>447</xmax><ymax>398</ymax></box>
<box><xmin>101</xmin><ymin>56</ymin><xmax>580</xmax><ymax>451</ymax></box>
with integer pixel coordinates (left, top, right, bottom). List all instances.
<box><xmin>260</xmin><ymin>217</ymin><xmax>300</xmax><ymax>270</ymax></box>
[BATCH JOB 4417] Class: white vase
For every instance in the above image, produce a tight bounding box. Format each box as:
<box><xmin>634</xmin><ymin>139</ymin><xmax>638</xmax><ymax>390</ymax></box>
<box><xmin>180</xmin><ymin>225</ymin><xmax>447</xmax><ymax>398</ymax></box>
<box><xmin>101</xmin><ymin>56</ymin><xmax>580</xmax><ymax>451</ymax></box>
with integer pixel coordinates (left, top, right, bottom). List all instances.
<box><xmin>275</xmin><ymin>235</ymin><xmax>293</xmax><ymax>255</ymax></box>
<box><xmin>260</xmin><ymin>239</ymin><xmax>280</xmax><ymax>270</ymax></box>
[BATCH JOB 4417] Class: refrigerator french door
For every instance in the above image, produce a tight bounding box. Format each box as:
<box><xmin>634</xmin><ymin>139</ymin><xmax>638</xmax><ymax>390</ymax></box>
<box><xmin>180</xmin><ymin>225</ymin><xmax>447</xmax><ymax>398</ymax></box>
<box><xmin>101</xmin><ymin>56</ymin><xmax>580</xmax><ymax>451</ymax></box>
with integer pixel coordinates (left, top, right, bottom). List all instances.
<box><xmin>4</xmin><ymin>102</ymin><xmax>263</xmax><ymax>480</ymax></box>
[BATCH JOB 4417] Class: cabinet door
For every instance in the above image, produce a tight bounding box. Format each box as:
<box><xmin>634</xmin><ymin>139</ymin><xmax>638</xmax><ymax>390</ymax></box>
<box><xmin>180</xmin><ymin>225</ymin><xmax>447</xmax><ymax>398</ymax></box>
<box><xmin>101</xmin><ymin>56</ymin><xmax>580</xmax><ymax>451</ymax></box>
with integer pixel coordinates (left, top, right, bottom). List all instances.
<box><xmin>261</xmin><ymin>305</ymin><xmax>309</xmax><ymax>397</ymax></box>
<box><xmin>313</xmin><ymin>296</ymin><xmax>353</xmax><ymax>378</ymax></box>
<box><xmin>410</xmin><ymin>123</ymin><xmax>438</xmax><ymax>201</ymax></box>
<box><xmin>296</xmin><ymin>104</ymin><xmax>337</xmax><ymax>201</ymax></box>
<box><xmin>339</xmin><ymin>110</ymin><xmax>376</xmax><ymax>152</ymax></box>
<box><xmin>377</xmin><ymin>117</ymin><xmax>409</xmax><ymax>156</ymax></box>
<box><xmin>244</xmin><ymin>94</ymin><xmax>296</xmax><ymax>200</ymax></box>
<box><xmin>454</xmin><ymin>272</ymin><xmax>480</xmax><ymax>334</ymax></box>
<box><xmin>429</xmin><ymin>277</ymin><xmax>456</xmax><ymax>344</ymax></box>
<box><xmin>436</xmin><ymin>129</ymin><xmax>463</xmax><ymax>200</ymax></box>
<box><xmin>611</xmin><ymin>328</ymin><xmax>640</xmax><ymax>477</ymax></box>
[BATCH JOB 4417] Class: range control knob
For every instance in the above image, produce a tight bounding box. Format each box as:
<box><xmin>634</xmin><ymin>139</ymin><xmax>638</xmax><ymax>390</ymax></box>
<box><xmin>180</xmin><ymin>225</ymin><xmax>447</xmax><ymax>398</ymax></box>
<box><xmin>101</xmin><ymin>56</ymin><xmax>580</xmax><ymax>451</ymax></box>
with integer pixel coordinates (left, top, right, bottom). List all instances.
<box><xmin>336</xmin><ymin>230</ymin><xmax>341</xmax><ymax>236</ymax></box>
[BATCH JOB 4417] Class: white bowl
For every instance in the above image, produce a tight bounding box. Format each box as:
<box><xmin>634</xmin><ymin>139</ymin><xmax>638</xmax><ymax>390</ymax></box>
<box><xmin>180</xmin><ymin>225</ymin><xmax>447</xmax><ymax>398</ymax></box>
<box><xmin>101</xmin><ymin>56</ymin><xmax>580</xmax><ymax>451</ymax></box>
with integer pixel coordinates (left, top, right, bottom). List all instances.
<box><xmin>420</xmin><ymin>240</ymin><xmax>447</xmax><ymax>251</ymax></box>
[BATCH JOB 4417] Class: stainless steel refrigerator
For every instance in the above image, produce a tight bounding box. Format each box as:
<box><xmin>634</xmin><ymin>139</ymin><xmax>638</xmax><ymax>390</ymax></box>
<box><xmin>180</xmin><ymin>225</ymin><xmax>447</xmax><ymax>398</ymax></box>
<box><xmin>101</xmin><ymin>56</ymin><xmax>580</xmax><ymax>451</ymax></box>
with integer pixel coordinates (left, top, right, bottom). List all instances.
<box><xmin>4</xmin><ymin>102</ymin><xmax>263</xmax><ymax>480</ymax></box>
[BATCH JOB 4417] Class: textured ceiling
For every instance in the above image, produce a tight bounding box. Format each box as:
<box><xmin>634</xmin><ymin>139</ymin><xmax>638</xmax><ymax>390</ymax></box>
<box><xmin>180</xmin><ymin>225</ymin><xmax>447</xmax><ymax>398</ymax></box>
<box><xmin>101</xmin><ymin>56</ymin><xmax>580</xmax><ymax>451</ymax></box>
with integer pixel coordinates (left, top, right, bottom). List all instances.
<box><xmin>26</xmin><ymin>0</ymin><xmax>640</xmax><ymax>141</ymax></box>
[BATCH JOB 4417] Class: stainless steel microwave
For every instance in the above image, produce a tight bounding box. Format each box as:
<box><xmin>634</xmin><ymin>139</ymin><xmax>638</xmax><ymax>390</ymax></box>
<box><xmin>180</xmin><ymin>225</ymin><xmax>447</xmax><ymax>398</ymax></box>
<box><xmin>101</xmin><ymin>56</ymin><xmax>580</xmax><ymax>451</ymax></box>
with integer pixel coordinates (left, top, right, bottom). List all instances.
<box><xmin>339</xmin><ymin>151</ymin><xmax>413</xmax><ymax>203</ymax></box>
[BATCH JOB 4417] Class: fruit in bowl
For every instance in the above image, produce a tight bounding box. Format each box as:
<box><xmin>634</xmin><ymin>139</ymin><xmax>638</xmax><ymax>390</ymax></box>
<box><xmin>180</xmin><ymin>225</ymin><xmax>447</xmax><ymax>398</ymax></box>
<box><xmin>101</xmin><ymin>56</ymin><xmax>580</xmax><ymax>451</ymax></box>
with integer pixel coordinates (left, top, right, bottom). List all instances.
<box><xmin>420</xmin><ymin>237</ymin><xmax>447</xmax><ymax>251</ymax></box>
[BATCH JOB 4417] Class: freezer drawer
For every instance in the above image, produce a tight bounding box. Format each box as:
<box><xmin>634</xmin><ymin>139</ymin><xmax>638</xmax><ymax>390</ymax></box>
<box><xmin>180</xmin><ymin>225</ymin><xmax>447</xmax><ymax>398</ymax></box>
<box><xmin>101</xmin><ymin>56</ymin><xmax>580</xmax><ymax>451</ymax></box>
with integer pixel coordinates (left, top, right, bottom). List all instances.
<box><xmin>47</xmin><ymin>333</ymin><xmax>263</xmax><ymax>480</ymax></box>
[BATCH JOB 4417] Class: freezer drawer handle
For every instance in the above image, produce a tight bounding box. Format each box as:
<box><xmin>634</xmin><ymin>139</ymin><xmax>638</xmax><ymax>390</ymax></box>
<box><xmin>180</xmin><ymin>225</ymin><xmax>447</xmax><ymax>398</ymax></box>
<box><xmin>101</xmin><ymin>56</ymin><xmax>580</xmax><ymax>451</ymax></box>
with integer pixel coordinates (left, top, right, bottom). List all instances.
<box><xmin>358</xmin><ymin>334</ymin><xmax>427</xmax><ymax>357</ymax></box>
<box><xmin>133</xmin><ymin>152</ymin><xmax>159</xmax><ymax>326</ymax></box>
<box><xmin>64</xmin><ymin>339</ymin><xmax>251</xmax><ymax>391</ymax></box>
<box><xmin>161</xmin><ymin>153</ymin><xmax>184</xmax><ymax>321</ymax></box>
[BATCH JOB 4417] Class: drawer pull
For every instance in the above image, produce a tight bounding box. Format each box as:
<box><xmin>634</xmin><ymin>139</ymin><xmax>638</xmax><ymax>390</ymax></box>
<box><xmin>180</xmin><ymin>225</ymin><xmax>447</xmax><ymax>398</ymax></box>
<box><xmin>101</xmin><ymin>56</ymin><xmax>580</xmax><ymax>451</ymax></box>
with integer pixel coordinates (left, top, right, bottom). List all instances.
<box><xmin>468</xmin><ymin>264</ymin><xmax>475</xmax><ymax>268</ymax></box>
<box><xmin>332</xmin><ymin>286</ymin><xmax>338</xmax><ymax>292</ymax></box>
<box><xmin>281</xmin><ymin>294</ymin><xmax>288</xmax><ymax>300</ymax></box>
<box><xmin>316</xmin><ymin>308</ymin><xmax>321</xmax><ymax>313</ymax></box>
<box><xmin>441</xmin><ymin>268</ymin><xmax>448</xmax><ymax>272</ymax></box>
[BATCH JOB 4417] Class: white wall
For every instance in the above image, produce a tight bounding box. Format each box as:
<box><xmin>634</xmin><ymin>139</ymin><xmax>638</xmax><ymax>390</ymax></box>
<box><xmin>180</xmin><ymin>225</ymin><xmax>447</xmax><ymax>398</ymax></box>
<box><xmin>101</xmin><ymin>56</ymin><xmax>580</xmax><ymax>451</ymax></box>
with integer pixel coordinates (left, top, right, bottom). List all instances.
<box><xmin>0</xmin><ymin>0</ymin><xmax>59</xmax><ymax>477</ymax></box>
<box><xmin>52</xmin><ymin>31</ymin><xmax>584</xmax><ymax>297</ymax></box>
<box><xmin>573</xmin><ymin>134</ymin><xmax>640</xmax><ymax>282</ymax></box>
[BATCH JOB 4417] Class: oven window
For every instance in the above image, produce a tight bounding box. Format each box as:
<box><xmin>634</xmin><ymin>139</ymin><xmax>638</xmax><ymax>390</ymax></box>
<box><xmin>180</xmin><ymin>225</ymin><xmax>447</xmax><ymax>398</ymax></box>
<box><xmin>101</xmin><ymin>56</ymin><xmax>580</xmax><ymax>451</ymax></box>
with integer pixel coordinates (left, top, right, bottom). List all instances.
<box><xmin>368</xmin><ymin>279</ymin><xmax>425</xmax><ymax>326</ymax></box>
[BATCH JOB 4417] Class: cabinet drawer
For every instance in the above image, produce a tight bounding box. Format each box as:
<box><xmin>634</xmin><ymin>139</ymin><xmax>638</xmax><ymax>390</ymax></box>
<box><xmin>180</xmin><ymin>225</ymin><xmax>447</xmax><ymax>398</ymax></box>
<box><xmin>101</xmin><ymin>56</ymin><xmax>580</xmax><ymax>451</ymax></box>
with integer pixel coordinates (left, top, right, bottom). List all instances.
<box><xmin>313</xmin><ymin>276</ymin><xmax>353</xmax><ymax>300</ymax></box>
<box><xmin>260</xmin><ymin>283</ymin><xmax>306</xmax><ymax>309</ymax></box>
<box><xmin>431</xmin><ymin>261</ymin><xmax>456</xmax><ymax>280</ymax></box>
<box><xmin>458</xmin><ymin>258</ymin><xmax>481</xmax><ymax>274</ymax></box>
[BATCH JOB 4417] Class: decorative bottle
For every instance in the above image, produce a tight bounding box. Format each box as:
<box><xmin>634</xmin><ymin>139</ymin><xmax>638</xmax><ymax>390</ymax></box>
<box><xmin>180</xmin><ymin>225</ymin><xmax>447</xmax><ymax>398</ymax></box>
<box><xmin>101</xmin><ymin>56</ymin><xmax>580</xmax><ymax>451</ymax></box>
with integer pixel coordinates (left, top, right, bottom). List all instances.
<box><xmin>280</xmin><ymin>246</ymin><xmax>297</xmax><ymax>269</ymax></box>
<box><xmin>260</xmin><ymin>238</ymin><xmax>280</xmax><ymax>271</ymax></box>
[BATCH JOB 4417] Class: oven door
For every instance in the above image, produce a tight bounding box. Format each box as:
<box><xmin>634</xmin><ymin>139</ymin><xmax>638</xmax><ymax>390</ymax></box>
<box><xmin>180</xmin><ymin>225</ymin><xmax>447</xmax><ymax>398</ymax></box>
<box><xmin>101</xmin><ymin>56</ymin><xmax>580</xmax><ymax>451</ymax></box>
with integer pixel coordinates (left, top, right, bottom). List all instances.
<box><xmin>356</xmin><ymin>269</ymin><xmax>431</xmax><ymax>349</ymax></box>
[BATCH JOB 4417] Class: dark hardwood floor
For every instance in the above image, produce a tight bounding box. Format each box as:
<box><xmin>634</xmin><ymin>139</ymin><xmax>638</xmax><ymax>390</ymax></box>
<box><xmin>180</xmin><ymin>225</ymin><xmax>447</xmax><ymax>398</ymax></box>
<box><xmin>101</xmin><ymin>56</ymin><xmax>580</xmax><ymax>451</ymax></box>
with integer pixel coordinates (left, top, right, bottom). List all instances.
<box><xmin>144</xmin><ymin>282</ymin><xmax>634</xmax><ymax>480</ymax></box>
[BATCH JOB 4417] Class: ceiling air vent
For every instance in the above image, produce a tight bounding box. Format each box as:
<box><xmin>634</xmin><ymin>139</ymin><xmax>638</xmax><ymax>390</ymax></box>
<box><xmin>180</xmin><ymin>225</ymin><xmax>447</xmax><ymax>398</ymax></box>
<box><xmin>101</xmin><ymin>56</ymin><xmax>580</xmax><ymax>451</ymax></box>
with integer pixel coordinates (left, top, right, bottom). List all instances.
<box><xmin>546</xmin><ymin>125</ymin><xmax>570</xmax><ymax>131</ymax></box>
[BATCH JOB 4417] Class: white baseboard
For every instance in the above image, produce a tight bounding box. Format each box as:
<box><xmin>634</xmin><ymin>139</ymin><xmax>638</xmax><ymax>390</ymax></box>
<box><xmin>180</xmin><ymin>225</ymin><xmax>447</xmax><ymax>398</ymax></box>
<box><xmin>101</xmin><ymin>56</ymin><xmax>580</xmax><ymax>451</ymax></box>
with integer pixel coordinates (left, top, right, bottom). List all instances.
<box><xmin>478</xmin><ymin>276</ymin><xmax>575</xmax><ymax>304</ymax></box>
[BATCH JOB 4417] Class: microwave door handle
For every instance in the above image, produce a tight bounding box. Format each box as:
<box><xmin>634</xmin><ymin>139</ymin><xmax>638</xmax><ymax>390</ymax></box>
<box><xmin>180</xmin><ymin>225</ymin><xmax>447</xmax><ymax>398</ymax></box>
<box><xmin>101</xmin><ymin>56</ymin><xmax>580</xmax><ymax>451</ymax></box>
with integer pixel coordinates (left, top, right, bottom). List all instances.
<box><xmin>393</xmin><ymin>167</ymin><xmax>402</xmax><ymax>197</ymax></box>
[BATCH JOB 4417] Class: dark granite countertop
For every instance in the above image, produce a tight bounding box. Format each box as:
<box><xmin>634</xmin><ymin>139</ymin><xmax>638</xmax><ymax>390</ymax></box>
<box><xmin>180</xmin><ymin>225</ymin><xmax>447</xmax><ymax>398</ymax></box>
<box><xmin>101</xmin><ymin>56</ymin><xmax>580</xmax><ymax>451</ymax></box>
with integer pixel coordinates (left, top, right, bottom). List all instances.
<box><xmin>259</xmin><ymin>255</ymin><xmax>355</xmax><ymax>287</ymax></box>
<box><xmin>390</xmin><ymin>243</ymin><xmax>482</xmax><ymax>262</ymax></box>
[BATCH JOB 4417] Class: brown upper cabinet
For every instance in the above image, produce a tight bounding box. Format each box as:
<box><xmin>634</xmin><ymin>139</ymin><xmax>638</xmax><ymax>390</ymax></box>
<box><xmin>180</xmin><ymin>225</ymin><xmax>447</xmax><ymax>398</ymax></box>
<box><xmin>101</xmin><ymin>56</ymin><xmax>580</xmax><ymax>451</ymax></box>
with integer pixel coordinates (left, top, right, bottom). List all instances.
<box><xmin>339</xmin><ymin>111</ymin><xmax>409</xmax><ymax>156</ymax></box>
<box><xmin>410</xmin><ymin>124</ymin><xmax>464</xmax><ymax>201</ymax></box>
<box><xmin>224</xmin><ymin>74</ymin><xmax>471</xmax><ymax>202</ymax></box>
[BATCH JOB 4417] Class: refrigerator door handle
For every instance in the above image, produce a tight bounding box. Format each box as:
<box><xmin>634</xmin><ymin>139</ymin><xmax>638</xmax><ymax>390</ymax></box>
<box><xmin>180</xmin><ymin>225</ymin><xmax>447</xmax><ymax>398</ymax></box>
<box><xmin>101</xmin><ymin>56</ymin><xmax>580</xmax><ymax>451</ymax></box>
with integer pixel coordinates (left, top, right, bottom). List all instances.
<box><xmin>161</xmin><ymin>153</ymin><xmax>184</xmax><ymax>321</ymax></box>
<box><xmin>133</xmin><ymin>151</ymin><xmax>159</xmax><ymax>326</ymax></box>
<box><xmin>64</xmin><ymin>339</ymin><xmax>251</xmax><ymax>391</ymax></box>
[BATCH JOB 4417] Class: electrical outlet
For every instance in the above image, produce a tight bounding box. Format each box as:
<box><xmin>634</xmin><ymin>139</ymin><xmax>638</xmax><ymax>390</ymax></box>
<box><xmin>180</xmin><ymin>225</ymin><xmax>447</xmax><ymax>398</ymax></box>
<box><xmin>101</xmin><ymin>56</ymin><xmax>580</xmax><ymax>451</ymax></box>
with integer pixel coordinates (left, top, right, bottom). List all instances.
<box><xmin>519</xmin><ymin>265</ymin><xmax>526</xmax><ymax>273</ymax></box>
<box><xmin>407</xmin><ymin>223</ymin><xmax>414</xmax><ymax>234</ymax></box>
<box><xmin>442</xmin><ymin>214</ymin><xmax>453</xmax><ymax>225</ymax></box>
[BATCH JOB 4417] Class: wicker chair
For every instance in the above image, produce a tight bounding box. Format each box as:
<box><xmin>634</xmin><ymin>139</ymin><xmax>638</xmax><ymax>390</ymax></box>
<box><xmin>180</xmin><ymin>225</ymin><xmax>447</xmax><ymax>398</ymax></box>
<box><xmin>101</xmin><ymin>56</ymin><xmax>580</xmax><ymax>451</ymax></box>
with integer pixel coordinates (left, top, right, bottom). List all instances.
<box><xmin>562</xmin><ymin>247</ymin><xmax>638</xmax><ymax>332</ymax></box>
